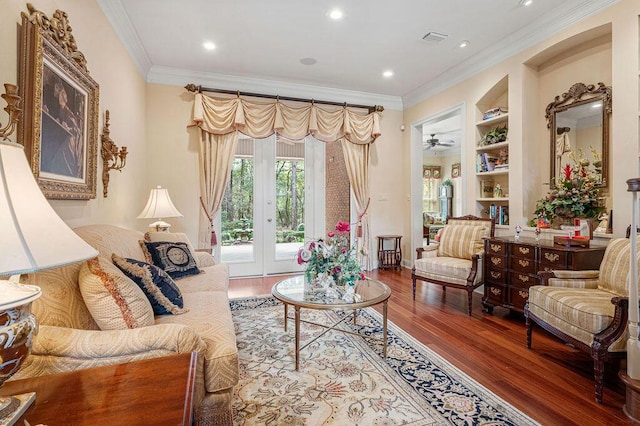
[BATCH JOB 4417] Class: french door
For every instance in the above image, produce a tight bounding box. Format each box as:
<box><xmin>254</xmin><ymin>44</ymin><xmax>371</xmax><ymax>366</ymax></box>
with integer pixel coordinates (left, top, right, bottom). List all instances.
<box><xmin>218</xmin><ymin>134</ymin><xmax>325</xmax><ymax>277</ymax></box>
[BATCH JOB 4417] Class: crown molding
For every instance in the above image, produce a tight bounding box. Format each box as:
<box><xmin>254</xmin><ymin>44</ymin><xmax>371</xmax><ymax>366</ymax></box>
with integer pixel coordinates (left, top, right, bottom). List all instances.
<box><xmin>96</xmin><ymin>0</ymin><xmax>151</xmax><ymax>77</ymax></box>
<box><xmin>147</xmin><ymin>66</ymin><xmax>404</xmax><ymax>111</ymax></box>
<box><xmin>402</xmin><ymin>0</ymin><xmax>621</xmax><ymax>108</ymax></box>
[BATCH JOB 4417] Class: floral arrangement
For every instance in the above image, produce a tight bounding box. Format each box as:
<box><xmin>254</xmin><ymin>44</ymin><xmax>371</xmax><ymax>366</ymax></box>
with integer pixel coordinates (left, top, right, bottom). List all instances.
<box><xmin>297</xmin><ymin>221</ymin><xmax>365</xmax><ymax>301</ymax></box>
<box><xmin>534</xmin><ymin>149</ymin><xmax>605</xmax><ymax>226</ymax></box>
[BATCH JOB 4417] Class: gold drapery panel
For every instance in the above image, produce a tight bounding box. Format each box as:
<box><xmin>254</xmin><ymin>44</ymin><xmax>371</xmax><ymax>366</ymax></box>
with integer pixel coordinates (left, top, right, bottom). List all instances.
<box><xmin>190</xmin><ymin>92</ymin><xmax>381</xmax><ymax>270</ymax></box>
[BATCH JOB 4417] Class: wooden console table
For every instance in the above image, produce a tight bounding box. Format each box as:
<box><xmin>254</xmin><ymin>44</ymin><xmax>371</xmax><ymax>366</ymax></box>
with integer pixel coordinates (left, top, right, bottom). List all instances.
<box><xmin>482</xmin><ymin>236</ymin><xmax>606</xmax><ymax>313</ymax></box>
<box><xmin>1</xmin><ymin>352</ymin><xmax>197</xmax><ymax>426</ymax></box>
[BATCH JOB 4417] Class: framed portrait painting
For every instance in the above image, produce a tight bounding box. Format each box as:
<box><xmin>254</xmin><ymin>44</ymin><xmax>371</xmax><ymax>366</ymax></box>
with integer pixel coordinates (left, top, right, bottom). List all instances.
<box><xmin>18</xmin><ymin>5</ymin><xmax>99</xmax><ymax>199</ymax></box>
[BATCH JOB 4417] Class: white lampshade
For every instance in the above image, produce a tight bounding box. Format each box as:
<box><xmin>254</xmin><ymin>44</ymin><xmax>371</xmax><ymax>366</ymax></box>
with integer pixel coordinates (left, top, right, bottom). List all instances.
<box><xmin>137</xmin><ymin>186</ymin><xmax>183</xmax><ymax>231</ymax></box>
<box><xmin>0</xmin><ymin>140</ymin><xmax>99</xmax><ymax>277</ymax></box>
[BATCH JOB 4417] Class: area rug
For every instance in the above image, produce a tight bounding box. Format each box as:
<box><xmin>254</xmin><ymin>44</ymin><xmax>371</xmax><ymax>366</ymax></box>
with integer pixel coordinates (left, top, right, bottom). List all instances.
<box><xmin>230</xmin><ymin>296</ymin><xmax>538</xmax><ymax>425</ymax></box>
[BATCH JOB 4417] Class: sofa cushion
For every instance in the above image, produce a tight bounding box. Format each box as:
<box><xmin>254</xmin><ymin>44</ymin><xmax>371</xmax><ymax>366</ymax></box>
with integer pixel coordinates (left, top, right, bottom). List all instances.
<box><xmin>175</xmin><ymin>264</ymin><xmax>230</xmax><ymax>294</ymax></box>
<box><xmin>141</xmin><ymin>241</ymin><xmax>201</xmax><ymax>280</ymax></box>
<box><xmin>79</xmin><ymin>256</ymin><xmax>155</xmax><ymax>330</ymax></box>
<box><xmin>528</xmin><ymin>286</ymin><xmax>616</xmax><ymax>345</ymax></box>
<box><xmin>112</xmin><ymin>254</ymin><xmax>188</xmax><ymax>316</ymax></box>
<box><xmin>437</xmin><ymin>224</ymin><xmax>487</xmax><ymax>260</ymax></box>
<box><xmin>155</xmin><ymin>291</ymin><xmax>239</xmax><ymax>393</ymax></box>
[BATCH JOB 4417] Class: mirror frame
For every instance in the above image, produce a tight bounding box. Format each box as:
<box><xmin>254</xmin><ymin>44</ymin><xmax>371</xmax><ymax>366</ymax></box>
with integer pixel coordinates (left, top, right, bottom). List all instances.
<box><xmin>545</xmin><ymin>82</ymin><xmax>612</xmax><ymax>188</ymax></box>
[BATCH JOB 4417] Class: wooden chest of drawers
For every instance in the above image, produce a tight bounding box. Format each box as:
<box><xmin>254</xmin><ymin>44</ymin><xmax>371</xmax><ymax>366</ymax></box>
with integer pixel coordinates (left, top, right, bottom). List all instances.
<box><xmin>482</xmin><ymin>236</ymin><xmax>606</xmax><ymax>313</ymax></box>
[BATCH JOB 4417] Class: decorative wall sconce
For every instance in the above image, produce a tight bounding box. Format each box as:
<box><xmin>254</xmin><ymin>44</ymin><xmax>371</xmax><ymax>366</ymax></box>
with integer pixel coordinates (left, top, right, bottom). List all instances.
<box><xmin>0</xmin><ymin>84</ymin><xmax>22</xmax><ymax>140</ymax></box>
<box><xmin>100</xmin><ymin>110</ymin><xmax>127</xmax><ymax>197</ymax></box>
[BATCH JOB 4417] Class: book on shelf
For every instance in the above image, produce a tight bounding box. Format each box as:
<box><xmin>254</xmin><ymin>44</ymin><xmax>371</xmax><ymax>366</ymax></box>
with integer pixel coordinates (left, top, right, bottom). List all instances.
<box><xmin>476</xmin><ymin>153</ymin><xmax>499</xmax><ymax>172</ymax></box>
<box><xmin>482</xmin><ymin>107</ymin><xmax>508</xmax><ymax>121</ymax></box>
<box><xmin>498</xmin><ymin>206</ymin><xmax>509</xmax><ymax>225</ymax></box>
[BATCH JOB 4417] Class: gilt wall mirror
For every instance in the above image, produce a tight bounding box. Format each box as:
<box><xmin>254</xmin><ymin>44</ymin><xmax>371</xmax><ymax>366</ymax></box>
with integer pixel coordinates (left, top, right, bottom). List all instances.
<box><xmin>545</xmin><ymin>82</ymin><xmax>611</xmax><ymax>188</ymax></box>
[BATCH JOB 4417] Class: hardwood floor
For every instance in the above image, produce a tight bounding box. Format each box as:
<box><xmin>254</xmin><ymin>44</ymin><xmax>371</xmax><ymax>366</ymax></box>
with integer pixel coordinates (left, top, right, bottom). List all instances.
<box><xmin>229</xmin><ymin>267</ymin><xmax>632</xmax><ymax>425</ymax></box>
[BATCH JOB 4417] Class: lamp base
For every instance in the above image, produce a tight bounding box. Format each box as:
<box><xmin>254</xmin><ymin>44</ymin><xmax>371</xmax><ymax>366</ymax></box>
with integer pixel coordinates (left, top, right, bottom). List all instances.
<box><xmin>148</xmin><ymin>220</ymin><xmax>171</xmax><ymax>232</ymax></box>
<box><xmin>0</xmin><ymin>392</ymin><xmax>35</xmax><ymax>425</ymax></box>
<box><xmin>620</xmin><ymin>370</ymin><xmax>640</xmax><ymax>423</ymax></box>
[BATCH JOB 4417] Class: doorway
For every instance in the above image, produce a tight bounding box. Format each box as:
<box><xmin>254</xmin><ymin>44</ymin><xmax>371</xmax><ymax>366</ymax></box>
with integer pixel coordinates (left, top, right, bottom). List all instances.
<box><xmin>219</xmin><ymin>134</ymin><xmax>325</xmax><ymax>277</ymax></box>
<box><xmin>410</xmin><ymin>104</ymin><xmax>465</xmax><ymax>256</ymax></box>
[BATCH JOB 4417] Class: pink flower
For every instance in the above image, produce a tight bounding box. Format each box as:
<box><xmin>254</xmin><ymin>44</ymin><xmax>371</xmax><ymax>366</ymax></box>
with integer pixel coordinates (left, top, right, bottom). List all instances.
<box><xmin>335</xmin><ymin>221</ymin><xmax>350</xmax><ymax>233</ymax></box>
<box><xmin>563</xmin><ymin>164</ymin><xmax>572</xmax><ymax>181</ymax></box>
<box><xmin>297</xmin><ymin>248</ymin><xmax>311</xmax><ymax>264</ymax></box>
<box><xmin>327</xmin><ymin>232</ymin><xmax>335</xmax><ymax>237</ymax></box>
<box><xmin>359</xmin><ymin>272</ymin><xmax>365</xmax><ymax>280</ymax></box>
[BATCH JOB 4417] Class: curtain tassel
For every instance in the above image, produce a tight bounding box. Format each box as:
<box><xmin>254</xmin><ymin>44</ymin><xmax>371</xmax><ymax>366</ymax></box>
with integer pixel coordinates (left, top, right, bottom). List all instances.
<box><xmin>211</xmin><ymin>228</ymin><xmax>218</xmax><ymax>246</ymax></box>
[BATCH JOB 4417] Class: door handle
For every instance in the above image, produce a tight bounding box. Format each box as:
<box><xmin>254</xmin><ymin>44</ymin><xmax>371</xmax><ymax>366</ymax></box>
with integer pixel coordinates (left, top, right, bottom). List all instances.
<box><xmin>267</xmin><ymin>218</ymin><xmax>272</xmax><ymax>222</ymax></box>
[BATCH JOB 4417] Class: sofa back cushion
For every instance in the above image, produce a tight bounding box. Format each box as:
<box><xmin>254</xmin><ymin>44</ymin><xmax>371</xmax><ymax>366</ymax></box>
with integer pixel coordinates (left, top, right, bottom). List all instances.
<box><xmin>438</xmin><ymin>224</ymin><xmax>488</xmax><ymax>260</ymax></box>
<box><xmin>74</xmin><ymin>224</ymin><xmax>147</xmax><ymax>262</ymax></box>
<box><xmin>598</xmin><ymin>238</ymin><xmax>640</xmax><ymax>296</ymax></box>
<box><xmin>28</xmin><ymin>263</ymin><xmax>99</xmax><ymax>330</ymax></box>
<box><xmin>79</xmin><ymin>256</ymin><xmax>155</xmax><ymax>330</ymax></box>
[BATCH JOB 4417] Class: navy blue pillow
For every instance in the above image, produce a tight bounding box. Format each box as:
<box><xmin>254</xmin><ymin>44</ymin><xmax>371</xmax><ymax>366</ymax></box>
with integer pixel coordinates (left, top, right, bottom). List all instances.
<box><xmin>111</xmin><ymin>254</ymin><xmax>187</xmax><ymax>316</ymax></box>
<box><xmin>141</xmin><ymin>241</ymin><xmax>200</xmax><ymax>280</ymax></box>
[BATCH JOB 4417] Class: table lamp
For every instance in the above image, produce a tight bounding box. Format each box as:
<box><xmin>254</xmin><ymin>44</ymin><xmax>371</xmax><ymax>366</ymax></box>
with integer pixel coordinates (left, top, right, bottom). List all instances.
<box><xmin>0</xmin><ymin>86</ymin><xmax>98</xmax><ymax>422</ymax></box>
<box><xmin>137</xmin><ymin>186</ymin><xmax>183</xmax><ymax>232</ymax></box>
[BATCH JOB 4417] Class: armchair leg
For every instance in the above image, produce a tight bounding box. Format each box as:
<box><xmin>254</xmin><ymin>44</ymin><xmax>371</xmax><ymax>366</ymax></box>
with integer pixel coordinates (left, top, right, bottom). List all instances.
<box><xmin>525</xmin><ymin>317</ymin><xmax>532</xmax><ymax>349</ymax></box>
<box><xmin>594</xmin><ymin>352</ymin><xmax>605</xmax><ymax>403</ymax></box>
<box><xmin>466</xmin><ymin>287</ymin><xmax>473</xmax><ymax>316</ymax></box>
<box><xmin>412</xmin><ymin>279</ymin><xmax>416</xmax><ymax>300</ymax></box>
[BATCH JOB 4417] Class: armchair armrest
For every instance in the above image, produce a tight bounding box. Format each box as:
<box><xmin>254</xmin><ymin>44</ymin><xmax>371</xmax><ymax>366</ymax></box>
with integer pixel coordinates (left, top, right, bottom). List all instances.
<box><xmin>539</xmin><ymin>270</ymin><xmax>600</xmax><ymax>288</ymax></box>
<box><xmin>416</xmin><ymin>245</ymin><xmax>438</xmax><ymax>260</ymax></box>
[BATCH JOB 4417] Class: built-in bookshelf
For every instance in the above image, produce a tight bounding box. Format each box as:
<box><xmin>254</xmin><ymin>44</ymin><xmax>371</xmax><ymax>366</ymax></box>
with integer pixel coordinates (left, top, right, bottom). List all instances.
<box><xmin>475</xmin><ymin>76</ymin><xmax>510</xmax><ymax>227</ymax></box>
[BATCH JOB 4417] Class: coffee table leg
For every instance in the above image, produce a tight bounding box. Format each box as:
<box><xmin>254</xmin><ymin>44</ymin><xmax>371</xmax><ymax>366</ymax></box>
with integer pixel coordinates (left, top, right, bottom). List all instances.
<box><xmin>353</xmin><ymin>309</ymin><xmax>357</xmax><ymax>325</ymax></box>
<box><xmin>295</xmin><ymin>305</ymin><xmax>301</xmax><ymax>371</ymax></box>
<box><xmin>383</xmin><ymin>300</ymin><xmax>388</xmax><ymax>359</ymax></box>
<box><xmin>284</xmin><ymin>303</ymin><xmax>288</xmax><ymax>331</ymax></box>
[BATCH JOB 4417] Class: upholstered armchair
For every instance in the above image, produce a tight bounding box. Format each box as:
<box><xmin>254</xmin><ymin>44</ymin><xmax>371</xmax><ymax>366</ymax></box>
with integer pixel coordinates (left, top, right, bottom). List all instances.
<box><xmin>525</xmin><ymin>237</ymin><xmax>636</xmax><ymax>403</ymax></box>
<box><xmin>412</xmin><ymin>215</ymin><xmax>495</xmax><ymax>315</ymax></box>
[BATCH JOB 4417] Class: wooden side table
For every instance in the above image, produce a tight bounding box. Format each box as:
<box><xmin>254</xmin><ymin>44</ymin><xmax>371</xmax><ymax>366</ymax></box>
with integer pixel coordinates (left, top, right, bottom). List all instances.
<box><xmin>1</xmin><ymin>352</ymin><xmax>197</xmax><ymax>426</ymax></box>
<box><xmin>377</xmin><ymin>235</ymin><xmax>402</xmax><ymax>270</ymax></box>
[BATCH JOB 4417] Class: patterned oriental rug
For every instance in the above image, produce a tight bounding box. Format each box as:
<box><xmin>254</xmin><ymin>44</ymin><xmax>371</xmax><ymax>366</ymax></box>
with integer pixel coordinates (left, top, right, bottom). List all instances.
<box><xmin>230</xmin><ymin>296</ymin><xmax>539</xmax><ymax>426</ymax></box>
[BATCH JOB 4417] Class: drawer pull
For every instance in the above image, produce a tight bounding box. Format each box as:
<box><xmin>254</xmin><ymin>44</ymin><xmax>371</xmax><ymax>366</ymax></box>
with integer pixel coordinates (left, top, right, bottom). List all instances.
<box><xmin>491</xmin><ymin>257</ymin><xmax>502</xmax><ymax>266</ymax></box>
<box><xmin>518</xmin><ymin>290</ymin><xmax>529</xmax><ymax>299</ymax></box>
<box><xmin>490</xmin><ymin>288</ymin><xmax>502</xmax><ymax>296</ymax></box>
<box><xmin>518</xmin><ymin>274</ymin><xmax>530</xmax><ymax>283</ymax></box>
<box><xmin>518</xmin><ymin>259</ymin><xmax>530</xmax><ymax>267</ymax></box>
<box><xmin>490</xmin><ymin>244</ymin><xmax>502</xmax><ymax>252</ymax></box>
<box><xmin>490</xmin><ymin>271</ymin><xmax>501</xmax><ymax>279</ymax></box>
<box><xmin>518</xmin><ymin>247</ymin><xmax>530</xmax><ymax>255</ymax></box>
<box><xmin>545</xmin><ymin>253</ymin><xmax>560</xmax><ymax>262</ymax></box>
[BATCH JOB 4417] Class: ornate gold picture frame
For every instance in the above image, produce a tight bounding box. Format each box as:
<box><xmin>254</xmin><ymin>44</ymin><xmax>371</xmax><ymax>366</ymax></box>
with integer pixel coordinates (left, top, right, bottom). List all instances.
<box><xmin>18</xmin><ymin>4</ymin><xmax>99</xmax><ymax>199</ymax></box>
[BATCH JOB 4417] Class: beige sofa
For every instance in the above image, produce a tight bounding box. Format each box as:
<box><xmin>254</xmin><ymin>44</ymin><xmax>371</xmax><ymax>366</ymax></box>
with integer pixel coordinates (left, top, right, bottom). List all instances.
<box><xmin>12</xmin><ymin>224</ymin><xmax>238</xmax><ymax>425</ymax></box>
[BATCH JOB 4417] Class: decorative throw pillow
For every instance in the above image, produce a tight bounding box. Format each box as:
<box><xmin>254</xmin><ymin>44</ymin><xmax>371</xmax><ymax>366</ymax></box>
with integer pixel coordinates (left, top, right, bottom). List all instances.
<box><xmin>140</xmin><ymin>241</ymin><xmax>200</xmax><ymax>280</ymax></box>
<box><xmin>79</xmin><ymin>256</ymin><xmax>155</xmax><ymax>330</ymax></box>
<box><xmin>144</xmin><ymin>232</ymin><xmax>197</xmax><ymax>261</ymax></box>
<box><xmin>112</xmin><ymin>254</ymin><xmax>188</xmax><ymax>316</ymax></box>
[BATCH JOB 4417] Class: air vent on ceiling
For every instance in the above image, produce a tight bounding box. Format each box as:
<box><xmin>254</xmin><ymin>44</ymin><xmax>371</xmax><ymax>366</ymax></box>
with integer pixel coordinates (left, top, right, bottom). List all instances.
<box><xmin>422</xmin><ymin>31</ymin><xmax>448</xmax><ymax>42</ymax></box>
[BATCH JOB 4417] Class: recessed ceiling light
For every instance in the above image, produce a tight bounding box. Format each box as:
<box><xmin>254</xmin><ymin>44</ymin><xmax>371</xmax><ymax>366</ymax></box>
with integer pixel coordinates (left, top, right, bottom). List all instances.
<box><xmin>329</xmin><ymin>9</ymin><xmax>343</xmax><ymax>20</ymax></box>
<box><xmin>300</xmin><ymin>57</ymin><xmax>317</xmax><ymax>66</ymax></box>
<box><xmin>383</xmin><ymin>70</ymin><xmax>394</xmax><ymax>78</ymax></box>
<box><xmin>202</xmin><ymin>41</ymin><xmax>216</xmax><ymax>51</ymax></box>
<box><xmin>520</xmin><ymin>0</ymin><xmax>533</xmax><ymax>6</ymax></box>
<box><xmin>459</xmin><ymin>40</ymin><xmax>470</xmax><ymax>48</ymax></box>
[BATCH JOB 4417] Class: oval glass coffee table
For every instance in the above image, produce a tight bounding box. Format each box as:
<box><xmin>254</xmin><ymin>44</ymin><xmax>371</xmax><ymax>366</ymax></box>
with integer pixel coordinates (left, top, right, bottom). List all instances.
<box><xmin>271</xmin><ymin>275</ymin><xmax>391</xmax><ymax>370</ymax></box>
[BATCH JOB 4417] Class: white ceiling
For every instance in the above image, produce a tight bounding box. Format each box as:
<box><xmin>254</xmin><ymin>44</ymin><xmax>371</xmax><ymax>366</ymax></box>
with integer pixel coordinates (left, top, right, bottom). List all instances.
<box><xmin>98</xmin><ymin>0</ymin><xmax>619</xmax><ymax>109</ymax></box>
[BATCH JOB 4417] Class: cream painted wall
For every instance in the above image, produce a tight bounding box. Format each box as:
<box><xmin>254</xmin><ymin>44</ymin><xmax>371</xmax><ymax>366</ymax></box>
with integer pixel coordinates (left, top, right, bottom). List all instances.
<box><xmin>403</xmin><ymin>0</ymin><xmax>639</xmax><ymax>261</ymax></box>
<box><xmin>145</xmin><ymin>83</ymin><xmax>405</xmax><ymax>267</ymax></box>
<box><xmin>0</xmin><ymin>1</ymin><xmax>147</xmax><ymax>229</ymax></box>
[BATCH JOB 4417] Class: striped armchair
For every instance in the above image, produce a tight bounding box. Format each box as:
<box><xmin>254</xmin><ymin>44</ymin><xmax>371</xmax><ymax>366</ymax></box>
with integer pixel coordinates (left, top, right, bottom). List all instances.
<box><xmin>525</xmin><ymin>237</ymin><xmax>636</xmax><ymax>403</ymax></box>
<box><xmin>412</xmin><ymin>215</ymin><xmax>495</xmax><ymax>315</ymax></box>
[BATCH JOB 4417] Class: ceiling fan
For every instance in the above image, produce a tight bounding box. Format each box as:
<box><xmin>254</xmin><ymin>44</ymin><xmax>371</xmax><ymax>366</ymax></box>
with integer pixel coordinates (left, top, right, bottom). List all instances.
<box><xmin>424</xmin><ymin>134</ymin><xmax>455</xmax><ymax>149</ymax></box>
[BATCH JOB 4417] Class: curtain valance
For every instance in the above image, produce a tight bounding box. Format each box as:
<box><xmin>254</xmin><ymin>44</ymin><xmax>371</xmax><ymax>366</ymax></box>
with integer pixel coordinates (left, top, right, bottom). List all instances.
<box><xmin>192</xmin><ymin>93</ymin><xmax>381</xmax><ymax>144</ymax></box>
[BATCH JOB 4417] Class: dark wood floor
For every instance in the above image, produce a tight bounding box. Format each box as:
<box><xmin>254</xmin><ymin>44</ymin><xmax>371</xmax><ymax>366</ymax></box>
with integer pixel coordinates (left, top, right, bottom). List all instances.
<box><xmin>229</xmin><ymin>267</ymin><xmax>633</xmax><ymax>425</ymax></box>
